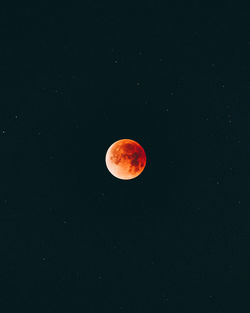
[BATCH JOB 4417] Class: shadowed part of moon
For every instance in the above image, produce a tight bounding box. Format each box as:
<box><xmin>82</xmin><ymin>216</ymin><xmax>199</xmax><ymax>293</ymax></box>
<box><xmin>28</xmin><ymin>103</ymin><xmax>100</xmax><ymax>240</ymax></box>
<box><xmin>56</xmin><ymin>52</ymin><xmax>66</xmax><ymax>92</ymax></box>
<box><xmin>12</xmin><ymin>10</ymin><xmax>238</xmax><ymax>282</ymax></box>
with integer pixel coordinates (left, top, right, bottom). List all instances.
<box><xmin>105</xmin><ymin>139</ymin><xmax>146</xmax><ymax>180</ymax></box>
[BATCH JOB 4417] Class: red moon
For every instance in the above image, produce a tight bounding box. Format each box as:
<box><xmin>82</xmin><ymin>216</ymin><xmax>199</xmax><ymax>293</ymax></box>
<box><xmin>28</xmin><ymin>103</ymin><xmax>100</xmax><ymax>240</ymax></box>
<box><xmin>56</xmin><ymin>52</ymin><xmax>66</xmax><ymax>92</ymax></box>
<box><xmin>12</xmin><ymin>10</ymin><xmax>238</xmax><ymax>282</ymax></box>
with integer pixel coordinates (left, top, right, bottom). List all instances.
<box><xmin>105</xmin><ymin>139</ymin><xmax>146</xmax><ymax>180</ymax></box>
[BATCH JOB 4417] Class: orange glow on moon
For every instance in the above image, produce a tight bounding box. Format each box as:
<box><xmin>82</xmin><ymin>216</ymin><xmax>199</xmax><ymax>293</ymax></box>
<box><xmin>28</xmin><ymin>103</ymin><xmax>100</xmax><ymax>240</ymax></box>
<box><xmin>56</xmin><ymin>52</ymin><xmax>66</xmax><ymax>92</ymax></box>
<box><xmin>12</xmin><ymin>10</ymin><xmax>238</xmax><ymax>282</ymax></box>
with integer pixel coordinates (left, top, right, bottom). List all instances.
<box><xmin>105</xmin><ymin>139</ymin><xmax>146</xmax><ymax>180</ymax></box>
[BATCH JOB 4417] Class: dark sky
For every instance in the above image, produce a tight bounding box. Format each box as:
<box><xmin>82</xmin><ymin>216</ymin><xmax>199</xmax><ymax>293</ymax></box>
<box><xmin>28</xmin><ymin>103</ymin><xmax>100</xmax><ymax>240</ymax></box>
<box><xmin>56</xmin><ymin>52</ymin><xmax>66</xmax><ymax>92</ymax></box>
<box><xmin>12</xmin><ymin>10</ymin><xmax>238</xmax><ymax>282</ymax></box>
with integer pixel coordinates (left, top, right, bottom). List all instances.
<box><xmin>0</xmin><ymin>3</ymin><xmax>249</xmax><ymax>313</ymax></box>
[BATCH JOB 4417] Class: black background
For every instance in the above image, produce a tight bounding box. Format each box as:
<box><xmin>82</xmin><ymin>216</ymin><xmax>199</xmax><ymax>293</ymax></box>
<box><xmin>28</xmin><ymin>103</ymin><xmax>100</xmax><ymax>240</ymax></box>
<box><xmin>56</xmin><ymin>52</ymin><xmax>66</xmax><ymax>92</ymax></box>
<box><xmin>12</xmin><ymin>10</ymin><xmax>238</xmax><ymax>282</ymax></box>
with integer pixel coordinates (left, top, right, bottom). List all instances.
<box><xmin>0</xmin><ymin>2</ymin><xmax>249</xmax><ymax>313</ymax></box>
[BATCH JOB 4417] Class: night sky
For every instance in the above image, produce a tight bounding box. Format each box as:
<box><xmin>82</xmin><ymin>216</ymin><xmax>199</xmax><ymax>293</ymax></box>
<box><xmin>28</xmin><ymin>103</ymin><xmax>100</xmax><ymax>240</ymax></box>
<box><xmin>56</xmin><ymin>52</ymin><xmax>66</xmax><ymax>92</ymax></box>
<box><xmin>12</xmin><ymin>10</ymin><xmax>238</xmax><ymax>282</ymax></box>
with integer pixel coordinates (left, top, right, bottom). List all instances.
<box><xmin>0</xmin><ymin>3</ymin><xmax>249</xmax><ymax>313</ymax></box>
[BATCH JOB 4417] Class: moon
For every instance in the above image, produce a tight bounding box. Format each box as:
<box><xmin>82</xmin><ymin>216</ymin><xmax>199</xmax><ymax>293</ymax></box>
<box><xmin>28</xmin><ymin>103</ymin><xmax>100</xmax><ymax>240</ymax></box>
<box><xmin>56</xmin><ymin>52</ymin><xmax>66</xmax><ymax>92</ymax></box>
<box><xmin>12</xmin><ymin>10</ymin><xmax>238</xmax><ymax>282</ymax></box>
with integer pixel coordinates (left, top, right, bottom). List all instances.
<box><xmin>105</xmin><ymin>139</ymin><xmax>146</xmax><ymax>180</ymax></box>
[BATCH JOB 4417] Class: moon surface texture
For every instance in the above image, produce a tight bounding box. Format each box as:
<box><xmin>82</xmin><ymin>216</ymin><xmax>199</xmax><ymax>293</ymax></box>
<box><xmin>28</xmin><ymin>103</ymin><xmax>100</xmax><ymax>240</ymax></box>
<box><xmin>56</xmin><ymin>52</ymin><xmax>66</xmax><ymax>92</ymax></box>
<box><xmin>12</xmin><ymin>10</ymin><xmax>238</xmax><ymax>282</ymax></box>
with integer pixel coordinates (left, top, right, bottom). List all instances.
<box><xmin>105</xmin><ymin>139</ymin><xmax>146</xmax><ymax>180</ymax></box>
